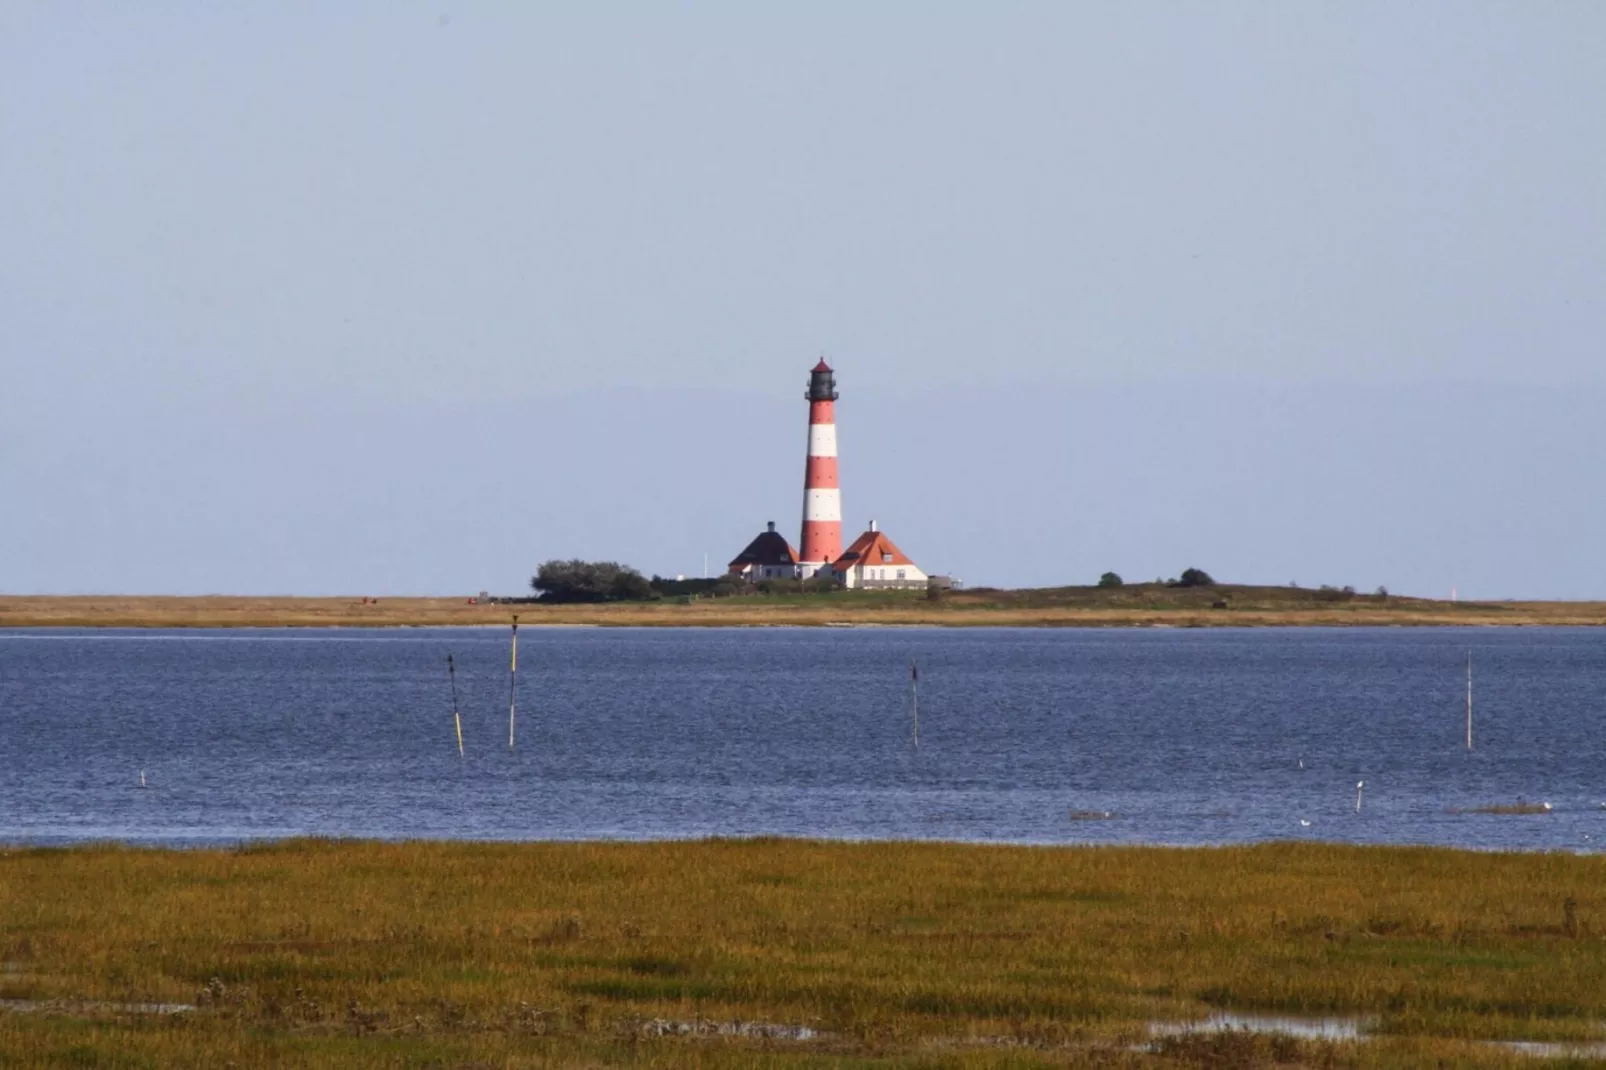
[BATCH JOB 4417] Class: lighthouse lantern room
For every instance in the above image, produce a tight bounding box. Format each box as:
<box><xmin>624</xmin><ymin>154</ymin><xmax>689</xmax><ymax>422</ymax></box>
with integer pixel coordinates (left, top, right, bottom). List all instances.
<box><xmin>798</xmin><ymin>359</ymin><xmax>842</xmax><ymax>578</ymax></box>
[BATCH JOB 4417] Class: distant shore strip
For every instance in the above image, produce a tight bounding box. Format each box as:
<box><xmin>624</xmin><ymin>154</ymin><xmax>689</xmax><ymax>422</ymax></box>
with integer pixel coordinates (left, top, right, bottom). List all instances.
<box><xmin>4</xmin><ymin>588</ymin><xmax>1606</xmax><ymax>629</ymax></box>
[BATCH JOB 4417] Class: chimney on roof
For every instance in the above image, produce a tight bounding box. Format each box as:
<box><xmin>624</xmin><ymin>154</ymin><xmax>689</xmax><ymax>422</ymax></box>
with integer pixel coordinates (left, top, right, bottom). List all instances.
<box><xmin>869</xmin><ymin>519</ymin><xmax>878</xmax><ymax>532</ymax></box>
<box><xmin>767</xmin><ymin>521</ymin><xmax>776</xmax><ymax>533</ymax></box>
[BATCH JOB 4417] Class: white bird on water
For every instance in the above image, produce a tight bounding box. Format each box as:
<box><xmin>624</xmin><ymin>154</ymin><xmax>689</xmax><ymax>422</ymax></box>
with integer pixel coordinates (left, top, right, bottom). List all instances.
<box><xmin>1299</xmin><ymin>819</ymin><xmax>1312</xmax><ymax>828</ymax></box>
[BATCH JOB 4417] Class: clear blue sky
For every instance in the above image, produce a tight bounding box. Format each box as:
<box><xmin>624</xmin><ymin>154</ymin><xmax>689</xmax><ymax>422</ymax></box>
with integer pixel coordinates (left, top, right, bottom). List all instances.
<box><xmin>3</xmin><ymin>3</ymin><xmax>1603</xmax><ymax>597</ymax></box>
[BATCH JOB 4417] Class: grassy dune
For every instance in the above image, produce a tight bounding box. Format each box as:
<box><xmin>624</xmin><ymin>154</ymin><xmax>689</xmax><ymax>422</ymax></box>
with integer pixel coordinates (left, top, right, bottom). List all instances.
<box><xmin>5</xmin><ymin>585</ymin><xmax>1606</xmax><ymax>628</ymax></box>
<box><xmin>2</xmin><ymin>840</ymin><xmax>1604</xmax><ymax>1066</ymax></box>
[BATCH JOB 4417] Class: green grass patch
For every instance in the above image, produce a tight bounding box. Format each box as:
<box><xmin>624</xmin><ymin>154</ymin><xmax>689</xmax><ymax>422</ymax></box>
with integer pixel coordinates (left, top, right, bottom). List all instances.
<box><xmin>3</xmin><ymin>839</ymin><xmax>1605</xmax><ymax>1065</ymax></box>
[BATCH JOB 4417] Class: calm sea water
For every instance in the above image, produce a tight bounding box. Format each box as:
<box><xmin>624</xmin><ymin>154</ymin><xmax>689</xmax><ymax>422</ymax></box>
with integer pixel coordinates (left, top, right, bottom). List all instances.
<box><xmin>1</xmin><ymin>627</ymin><xmax>1602</xmax><ymax>850</ymax></box>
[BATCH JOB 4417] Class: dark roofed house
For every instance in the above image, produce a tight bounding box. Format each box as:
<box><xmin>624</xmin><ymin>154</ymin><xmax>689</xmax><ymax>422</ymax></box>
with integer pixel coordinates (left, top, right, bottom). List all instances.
<box><xmin>728</xmin><ymin>522</ymin><xmax>801</xmax><ymax>581</ymax></box>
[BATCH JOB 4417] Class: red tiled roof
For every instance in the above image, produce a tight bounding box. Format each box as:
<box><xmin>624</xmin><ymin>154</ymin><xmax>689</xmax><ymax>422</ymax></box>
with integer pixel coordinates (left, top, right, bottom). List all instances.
<box><xmin>832</xmin><ymin>529</ymin><xmax>915</xmax><ymax>571</ymax></box>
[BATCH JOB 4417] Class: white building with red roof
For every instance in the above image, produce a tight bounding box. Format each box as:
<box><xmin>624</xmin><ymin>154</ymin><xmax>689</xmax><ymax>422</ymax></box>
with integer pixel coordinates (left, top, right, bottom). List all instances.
<box><xmin>727</xmin><ymin>521</ymin><xmax>801</xmax><ymax>581</ymax></box>
<box><xmin>830</xmin><ymin>521</ymin><xmax>927</xmax><ymax>590</ymax></box>
<box><xmin>723</xmin><ymin>362</ymin><xmax>933</xmax><ymax>591</ymax></box>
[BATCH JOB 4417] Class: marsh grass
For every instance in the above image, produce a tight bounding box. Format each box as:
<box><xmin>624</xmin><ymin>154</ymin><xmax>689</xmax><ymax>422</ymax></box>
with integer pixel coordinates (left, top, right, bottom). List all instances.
<box><xmin>6</xmin><ymin>587</ymin><xmax>1606</xmax><ymax>629</ymax></box>
<box><xmin>2</xmin><ymin>840</ymin><xmax>1605</xmax><ymax>1065</ymax></box>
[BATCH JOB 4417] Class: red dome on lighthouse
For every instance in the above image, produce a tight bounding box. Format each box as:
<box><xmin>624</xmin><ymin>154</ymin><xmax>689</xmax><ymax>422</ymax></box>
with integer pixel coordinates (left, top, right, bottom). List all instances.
<box><xmin>812</xmin><ymin>358</ymin><xmax>832</xmax><ymax>372</ymax></box>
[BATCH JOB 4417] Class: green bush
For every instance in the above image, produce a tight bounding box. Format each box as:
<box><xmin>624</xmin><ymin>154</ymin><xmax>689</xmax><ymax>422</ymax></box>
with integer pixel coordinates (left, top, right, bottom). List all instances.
<box><xmin>530</xmin><ymin>560</ymin><xmax>655</xmax><ymax>603</ymax></box>
<box><xmin>650</xmin><ymin>576</ymin><xmax>720</xmax><ymax>597</ymax></box>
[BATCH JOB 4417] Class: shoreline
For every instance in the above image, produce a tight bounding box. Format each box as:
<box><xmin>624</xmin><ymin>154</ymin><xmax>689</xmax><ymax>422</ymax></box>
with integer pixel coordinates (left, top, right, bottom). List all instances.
<box><xmin>6</xmin><ymin>592</ymin><xmax>1606</xmax><ymax>629</ymax></box>
<box><xmin>3</xmin><ymin>833</ymin><xmax>1597</xmax><ymax>856</ymax></box>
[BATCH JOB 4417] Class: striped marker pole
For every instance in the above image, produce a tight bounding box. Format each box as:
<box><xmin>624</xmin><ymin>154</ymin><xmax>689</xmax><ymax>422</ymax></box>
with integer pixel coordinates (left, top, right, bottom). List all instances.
<box><xmin>448</xmin><ymin>654</ymin><xmax>464</xmax><ymax>758</ymax></box>
<box><xmin>799</xmin><ymin>359</ymin><xmax>842</xmax><ymax>578</ymax></box>
<box><xmin>508</xmin><ymin>616</ymin><xmax>519</xmax><ymax>750</ymax></box>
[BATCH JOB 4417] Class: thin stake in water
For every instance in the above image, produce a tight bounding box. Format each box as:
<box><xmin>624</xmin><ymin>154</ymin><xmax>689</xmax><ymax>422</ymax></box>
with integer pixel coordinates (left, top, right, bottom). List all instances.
<box><xmin>448</xmin><ymin>653</ymin><xmax>464</xmax><ymax>758</ymax></box>
<box><xmin>508</xmin><ymin>616</ymin><xmax>519</xmax><ymax>750</ymax></box>
<box><xmin>1355</xmin><ymin>779</ymin><xmax>1365</xmax><ymax>814</ymax></box>
<box><xmin>910</xmin><ymin>659</ymin><xmax>920</xmax><ymax>749</ymax></box>
<box><xmin>1465</xmin><ymin>649</ymin><xmax>1473</xmax><ymax>751</ymax></box>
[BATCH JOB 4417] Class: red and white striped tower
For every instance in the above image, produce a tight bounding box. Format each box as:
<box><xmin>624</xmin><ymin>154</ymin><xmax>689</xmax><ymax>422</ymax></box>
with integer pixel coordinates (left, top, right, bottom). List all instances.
<box><xmin>799</xmin><ymin>359</ymin><xmax>842</xmax><ymax>578</ymax></box>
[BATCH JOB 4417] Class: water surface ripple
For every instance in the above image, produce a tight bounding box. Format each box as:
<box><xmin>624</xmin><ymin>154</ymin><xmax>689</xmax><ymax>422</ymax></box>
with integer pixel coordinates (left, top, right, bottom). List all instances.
<box><xmin>1</xmin><ymin>627</ymin><xmax>1602</xmax><ymax>849</ymax></box>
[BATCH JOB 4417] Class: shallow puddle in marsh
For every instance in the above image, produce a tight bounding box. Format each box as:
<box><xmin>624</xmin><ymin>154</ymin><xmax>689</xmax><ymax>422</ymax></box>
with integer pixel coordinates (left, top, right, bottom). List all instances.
<box><xmin>1495</xmin><ymin>1040</ymin><xmax>1606</xmax><ymax>1060</ymax></box>
<box><xmin>632</xmin><ymin>1018</ymin><xmax>823</xmax><ymax>1041</ymax></box>
<box><xmin>1148</xmin><ymin>1015</ymin><xmax>1606</xmax><ymax>1061</ymax></box>
<box><xmin>0</xmin><ymin>999</ymin><xmax>196</xmax><ymax>1016</ymax></box>
<box><xmin>1149</xmin><ymin>1013</ymin><xmax>1372</xmax><ymax>1042</ymax></box>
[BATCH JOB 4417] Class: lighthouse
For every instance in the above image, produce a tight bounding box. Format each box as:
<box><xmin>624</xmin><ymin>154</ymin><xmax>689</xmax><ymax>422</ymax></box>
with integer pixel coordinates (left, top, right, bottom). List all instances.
<box><xmin>799</xmin><ymin>359</ymin><xmax>842</xmax><ymax>578</ymax></box>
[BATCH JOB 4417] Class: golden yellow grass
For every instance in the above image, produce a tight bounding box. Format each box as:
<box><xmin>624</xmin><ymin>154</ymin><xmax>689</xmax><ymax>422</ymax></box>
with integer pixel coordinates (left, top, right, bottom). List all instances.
<box><xmin>2</xmin><ymin>839</ymin><xmax>1604</xmax><ymax>1066</ymax></box>
<box><xmin>6</xmin><ymin>586</ymin><xmax>1606</xmax><ymax>629</ymax></box>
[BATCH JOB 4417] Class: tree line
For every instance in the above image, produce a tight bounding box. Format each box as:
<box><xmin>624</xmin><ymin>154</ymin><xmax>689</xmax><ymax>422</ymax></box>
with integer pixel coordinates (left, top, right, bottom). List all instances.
<box><xmin>529</xmin><ymin>560</ymin><xmax>849</xmax><ymax>603</ymax></box>
<box><xmin>1096</xmin><ymin>568</ymin><xmax>1214</xmax><ymax>589</ymax></box>
<box><xmin>528</xmin><ymin>559</ymin><xmax>1242</xmax><ymax>603</ymax></box>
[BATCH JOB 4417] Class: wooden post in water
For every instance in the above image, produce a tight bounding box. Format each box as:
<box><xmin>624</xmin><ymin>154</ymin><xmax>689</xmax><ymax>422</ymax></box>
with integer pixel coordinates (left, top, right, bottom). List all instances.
<box><xmin>1465</xmin><ymin>650</ymin><xmax>1473</xmax><ymax>751</ymax></box>
<box><xmin>508</xmin><ymin>616</ymin><xmax>519</xmax><ymax>750</ymax></box>
<box><xmin>448</xmin><ymin>653</ymin><xmax>464</xmax><ymax>758</ymax></box>
<box><xmin>910</xmin><ymin>660</ymin><xmax>920</xmax><ymax>750</ymax></box>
